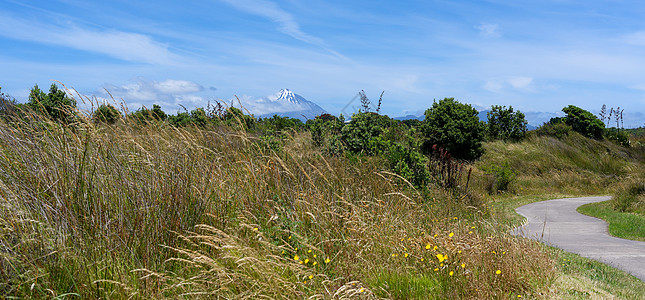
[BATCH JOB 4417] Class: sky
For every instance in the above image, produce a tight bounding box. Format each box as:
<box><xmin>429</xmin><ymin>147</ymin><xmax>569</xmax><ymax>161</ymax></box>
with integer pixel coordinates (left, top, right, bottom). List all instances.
<box><xmin>1</xmin><ymin>0</ymin><xmax>645</xmax><ymax>127</ymax></box>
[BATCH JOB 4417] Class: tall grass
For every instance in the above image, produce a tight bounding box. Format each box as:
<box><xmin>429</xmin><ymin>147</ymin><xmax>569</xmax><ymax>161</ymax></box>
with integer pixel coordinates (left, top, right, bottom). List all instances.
<box><xmin>1</xmin><ymin>103</ymin><xmax>643</xmax><ymax>298</ymax></box>
<box><xmin>0</xmin><ymin>106</ymin><xmax>561</xmax><ymax>298</ymax></box>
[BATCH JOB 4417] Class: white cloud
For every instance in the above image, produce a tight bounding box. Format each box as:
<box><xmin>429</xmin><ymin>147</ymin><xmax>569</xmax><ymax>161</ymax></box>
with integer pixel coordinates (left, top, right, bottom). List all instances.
<box><xmin>508</xmin><ymin>77</ymin><xmax>533</xmax><ymax>89</ymax></box>
<box><xmin>483</xmin><ymin>80</ymin><xmax>504</xmax><ymax>92</ymax></box>
<box><xmin>101</xmin><ymin>78</ymin><xmax>205</xmax><ymax>110</ymax></box>
<box><xmin>231</xmin><ymin>94</ymin><xmax>310</xmax><ymax>116</ymax></box>
<box><xmin>218</xmin><ymin>0</ymin><xmax>346</xmax><ymax>59</ymax></box>
<box><xmin>154</xmin><ymin>80</ymin><xmax>203</xmax><ymax>94</ymax></box>
<box><xmin>483</xmin><ymin>77</ymin><xmax>534</xmax><ymax>92</ymax></box>
<box><xmin>0</xmin><ymin>13</ymin><xmax>179</xmax><ymax>65</ymax></box>
<box><xmin>623</xmin><ymin>31</ymin><xmax>645</xmax><ymax>46</ymax></box>
<box><xmin>475</xmin><ymin>23</ymin><xmax>500</xmax><ymax>38</ymax></box>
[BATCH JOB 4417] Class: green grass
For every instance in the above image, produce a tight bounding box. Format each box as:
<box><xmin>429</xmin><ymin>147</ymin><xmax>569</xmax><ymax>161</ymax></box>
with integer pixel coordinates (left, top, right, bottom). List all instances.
<box><xmin>554</xmin><ymin>248</ymin><xmax>645</xmax><ymax>299</ymax></box>
<box><xmin>578</xmin><ymin>200</ymin><xmax>645</xmax><ymax>241</ymax></box>
<box><xmin>2</xmin><ymin>104</ymin><xmax>645</xmax><ymax>298</ymax></box>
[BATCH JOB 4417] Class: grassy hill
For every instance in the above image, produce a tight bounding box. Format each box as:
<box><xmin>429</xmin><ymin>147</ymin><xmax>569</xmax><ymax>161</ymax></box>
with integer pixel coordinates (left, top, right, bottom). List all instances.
<box><xmin>1</xmin><ymin>105</ymin><xmax>644</xmax><ymax>298</ymax></box>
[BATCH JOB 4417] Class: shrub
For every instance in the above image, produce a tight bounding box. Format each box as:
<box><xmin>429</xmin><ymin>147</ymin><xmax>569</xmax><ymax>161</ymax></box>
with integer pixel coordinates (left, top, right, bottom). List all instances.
<box><xmin>604</xmin><ymin>128</ymin><xmax>630</xmax><ymax>147</ymax></box>
<box><xmin>27</xmin><ymin>84</ymin><xmax>78</xmax><ymax>124</ymax></box>
<box><xmin>422</xmin><ymin>98</ymin><xmax>485</xmax><ymax>160</ymax></box>
<box><xmin>92</xmin><ymin>104</ymin><xmax>121</xmax><ymax>124</ymax></box>
<box><xmin>487</xmin><ymin>105</ymin><xmax>528</xmax><ymax>141</ymax></box>
<box><xmin>535</xmin><ymin>121</ymin><xmax>572</xmax><ymax>139</ymax></box>
<box><xmin>130</xmin><ymin>104</ymin><xmax>168</xmax><ymax>124</ymax></box>
<box><xmin>482</xmin><ymin>161</ymin><xmax>517</xmax><ymax>193</ymax></box>
<box><xmin>341</xmin><ymin>112</ymin><xmax>395</xmax><ymax>155</ymax></box>
<box><xmin>306</xmin><ymin>114</ymin><xmax>344</xmax><ymax>155</ymax></box>
<box><xmin>562</xmin><ymin>105</ymin><xmax>604</xmax><ymax>139</ymax></box>
<box><xmin>384</xmin><ymin>141</ymin><xmax>430</xmax><ymax>188</ymax></box>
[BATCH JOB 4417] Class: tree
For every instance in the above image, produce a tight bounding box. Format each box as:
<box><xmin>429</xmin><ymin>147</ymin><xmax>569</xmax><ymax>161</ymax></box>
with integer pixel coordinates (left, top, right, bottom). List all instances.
<box><xmin>341</xmin><ymin>112</ymin><xmax>395</xmax><ymax>155</ymax></box>
<box><xmin>486</xmin><ymin>105</ymin><xmax>528</xmax><ymax>141</ymax></box>
<box><xmin>422</xmin><ymin>98</ymin><xmax>485</xmax><ymax>160</ymax></box>
<box><xmin>92</xmin><ymin>104</ymin><xmax>121</xmax><ymax>124</ymax></box>
<box><xmin>561</xmin><ymin>105</ymin><xmax>604</xmax><ymax>139</ymax></box>
<box><xmin>27</xmin><ymin>84</ymin><xmax>77</xmax><ymax>123</ymax></box>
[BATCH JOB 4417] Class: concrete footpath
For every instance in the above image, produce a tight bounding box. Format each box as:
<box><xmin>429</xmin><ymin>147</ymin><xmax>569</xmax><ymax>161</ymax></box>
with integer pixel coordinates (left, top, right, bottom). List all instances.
<box><xmin>511</xmin><ymin>196</ymin><xmax>645</xmax><ymax>281</ymax></box>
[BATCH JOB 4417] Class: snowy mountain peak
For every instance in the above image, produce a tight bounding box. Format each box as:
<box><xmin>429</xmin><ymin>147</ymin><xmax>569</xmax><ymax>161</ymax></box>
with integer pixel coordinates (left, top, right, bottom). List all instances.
<box><xmin>268</xmin><ymin>88</ymin><xmax>309</xmax><ymax>105</ymax></box>
<box><xmin>234</xmin><ymin>89</ymin><xmax>327</xmax><ymax>121</ymax></box>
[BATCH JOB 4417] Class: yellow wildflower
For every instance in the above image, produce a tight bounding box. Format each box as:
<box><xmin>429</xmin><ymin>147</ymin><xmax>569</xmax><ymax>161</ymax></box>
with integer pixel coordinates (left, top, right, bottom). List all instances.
<box><xmin>449</xmin><ymin>232</ymin><xmax>454</xmax><ymax>238</ymax></box>
<box><xmin>496</xmin><ymin>270</ymin><xmax>501</xmax><ymax>275</ymax></box>
<box><xmin>449</xmin><ymin>271</ymin><xmax>454</xmax><ymax>276</ymax></box>
<box><xmin>305</xmin><ymin>259</ymin><xmax>309</xmax><ymax>264</ymax></box>
<box><xmin>313</xmin><ymin>261</ymin><xmax>317</xmax><ymax>266</ymax></box>
<box><xmin>308</xmin><ymin>275</ymin><xmax>313</xmax><ymax>280</ymax></box>
<box><xmin>426</xmin><ymin>244</ymin><xmax>431</xmax><ymax>249</ymax></box>
<box><xmin>436</xmin><ymin>254</ymin><xmax>446</xmax><ymax>263</ymax></box>
<box><xmin>461</xmin><ymin>263</ymin><xmax>465</xmax><ymax>268</ymax></box>
<box><xmin>359</xmin><ymin>288</ymin><xmax>364</xmax><ymax>293</ymax></box>
<box><xmin>325</xmin><ymin>258</ymin><xmax>331</xmax><ymax>264</ymax></box>
<box><xmin>294</xmin><ymin>255</ymin><xmax>299</xmax><ymax>261</ymax></box>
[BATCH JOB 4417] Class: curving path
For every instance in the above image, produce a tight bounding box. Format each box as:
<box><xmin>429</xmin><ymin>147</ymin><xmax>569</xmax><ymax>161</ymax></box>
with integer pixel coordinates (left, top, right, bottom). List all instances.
<box><xmin>511</xmin><ymin>196</ymin><xmax>645</xmax><ymax>281</ymax></box>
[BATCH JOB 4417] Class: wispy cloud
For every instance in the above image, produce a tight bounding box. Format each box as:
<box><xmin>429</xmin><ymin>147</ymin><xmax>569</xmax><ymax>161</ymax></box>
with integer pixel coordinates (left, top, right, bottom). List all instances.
<box><xmin>475</xmin><ymin>23</ymin><xmax>500</xmax><ymax>38</ymax></box>
<box><xmin>0</xmin><ymin>13</ymin><xmax>179</xmax><ymax>65</ymax></box>
<box><xmin>218</xmin><ymin>0</ymin><xmax>346</xmax><ymax>59</ymax></box>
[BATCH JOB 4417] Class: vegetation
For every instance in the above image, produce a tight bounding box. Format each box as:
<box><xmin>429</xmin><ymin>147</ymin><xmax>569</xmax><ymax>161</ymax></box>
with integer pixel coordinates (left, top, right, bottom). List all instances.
<box><xmin>486</xmin><ymin>105</ymin><xmax>528</xmax><ymax>142</ymax></box>
<box><xmin>578</xmin><ymin>201</ymin><xmax>645</xmax><ymax>241</ymax></box>
<box><xmin>422</xmin><ymin>98</ymin><xmax>485</xmax><ymax>161</ymax></box>
<box><xmin>562</xmin><ymin>105</ymin><xmax>605</xmax><ymax>139</ymax></box>
<box><xmin>1</xmin><ymin>84</ymin><xmax>644</xmax><ymax>298</ymax></box>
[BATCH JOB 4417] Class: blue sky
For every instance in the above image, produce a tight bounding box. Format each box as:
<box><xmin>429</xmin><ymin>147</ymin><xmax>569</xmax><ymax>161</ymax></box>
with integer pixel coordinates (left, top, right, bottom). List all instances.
<box><xmin>1</xmin><ymin>0</ymin><xmax>645</xmax><ymax>127</ymax></box>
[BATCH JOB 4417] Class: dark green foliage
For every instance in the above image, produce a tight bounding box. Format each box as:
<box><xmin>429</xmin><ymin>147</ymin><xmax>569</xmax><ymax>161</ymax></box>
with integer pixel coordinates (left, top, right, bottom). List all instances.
<box><xmin>604</xmin><ymin>128</ymin><xmax>630</xmax><ymax>147</ymax></box>
<box><xmin>27</xmin><ymin>84</ymin><xmax>78</xmax><ymax>124</ymax></box>
<box><xmin>306</xmin><ymin>114</ymin><xmax>345</xmax><ymax>155</ymax></box>
<box><xmin>168</xmin><ymin>108</ymin><xmax>210</xmax><ymax>128</ymax></box>
<box><xmin>486</xmin><ymin>105</ymin><xmax>528</xmax><ymax>141</ymax></box>
<box><xmin>562</xmin><ymin>105</ymin><xmax>604</xmax><ymax>139</ymax></box>
<box><xmin>129</xmin><ymin>104</ymin><xmax>167</xmax><ymax>124</ymax></box>
<box><xmin>257</xmin><ymin>115</ymin><xmax>304</xmax><ymax>134</ymax></box>
<box><xmin>422</xmin><ymin>98</ymin><xmax>485</xmax><ymax>160</ymax></box>
<box><xmin>384</xmin><ymin>141</ymin><xmax>430</xmax><ymax>188</ymax></box>
<box><xmin>482</xmin><ymin>161</ymin><xmax>516</xmax><ymax>193</ymax></box>
<box><xmin>535</xmin><ymin>120</ymin><xmax>572</xmax><ymax>139</ymax></box>
<box><xmin>92</xmin><ymin>104</ymin><xmax>121</xmax><ymax>124</ymax></box>
<box><xmin>341</xmin><ymin>112</ymin><xmax>396</xmax><ymax>155</ymax></box>
<box><xmin>223</xmin><ymin>107</ymin><xmax>255</xmax><ymax>130</ymax></box>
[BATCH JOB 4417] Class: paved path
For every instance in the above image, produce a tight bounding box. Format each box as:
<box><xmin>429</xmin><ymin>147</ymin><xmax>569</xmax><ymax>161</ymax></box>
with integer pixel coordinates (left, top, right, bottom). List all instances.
<box><xmin>511</xmin><ymin>196</ymin><xmax>645</xmax><ymax>281</ymax></box>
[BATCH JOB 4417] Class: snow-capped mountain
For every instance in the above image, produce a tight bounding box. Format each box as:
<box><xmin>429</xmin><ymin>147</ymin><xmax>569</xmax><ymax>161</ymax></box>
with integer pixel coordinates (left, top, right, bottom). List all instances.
<box><xmin>233</xmin><ymin>89</ymin><xmax>326</xmax><ymax>121</ymax></box>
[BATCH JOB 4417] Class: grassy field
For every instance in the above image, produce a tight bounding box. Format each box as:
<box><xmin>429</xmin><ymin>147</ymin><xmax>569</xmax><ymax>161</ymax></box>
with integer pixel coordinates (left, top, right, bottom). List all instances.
<box><xmin>1</xmin><ymin>107</ymin><xmax>644</xmax><ymax>298</ymax></box>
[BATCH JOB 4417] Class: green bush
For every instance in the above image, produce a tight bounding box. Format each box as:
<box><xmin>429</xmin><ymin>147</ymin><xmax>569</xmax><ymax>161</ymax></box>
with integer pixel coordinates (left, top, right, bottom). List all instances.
<box><xmin>129</xmin><ymin>104</ymin><xmax>168</xmax><ymax>124</ymax></box>
<box><xmin>604</xmin><ymin>128</ymin><xmax>630</xmax><ymax>147</ymax></box>
<box><xmin>482</xmin><ymin>161</ymin><xmax>516</xmax><ymax>193</ymax></box>
<box><xmin>535</xmin><ymin>121</ymin><xmax>572</xmax><ymax>139</ymax></box>
<box><xmin>92</xmin><ymin>104</ymin><xmax>121</xmax><ymax>124</ymax></box>
<box><xmin>306</xmin><ymin>114</ymin><xmax>345</xmax><ymax>155</ymax></box>
<box><xmin>27</xmin><ymin>84</ymin><xmax>78</xmax><ymax>124</ymax></box>
<box><xmin>562</xmin><ymin>105</ymin><xmax>604</xmax><ymax>139</ymax></box>
<box><xmin>422</xmin><ymin>98</ymin><xmax>485</xmax><ymax>160</ymax></box>
<box><xmin>384</xmin><ymin>142</ymin><xmax>430</xmax><ymax>188</ymax></box>
<box><xmin>341</xmin><ymin>112</ymin><xmax>395</xmax><ymax>155</ymax></box>
<box><xmin>487</xmin><ymin>105</ymin><xmax>528</xmax><ymax>141</ymax></box>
